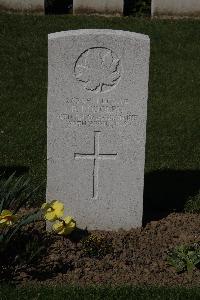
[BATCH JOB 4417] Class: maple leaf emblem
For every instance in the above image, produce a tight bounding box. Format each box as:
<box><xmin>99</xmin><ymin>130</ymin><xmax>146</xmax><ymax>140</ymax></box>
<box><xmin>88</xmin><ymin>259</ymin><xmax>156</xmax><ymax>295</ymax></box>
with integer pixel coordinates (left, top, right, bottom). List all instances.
<box><xmin>75</xmin><ymin>48</ymin><xmax>121</xmax><ymax>93</ymax></box>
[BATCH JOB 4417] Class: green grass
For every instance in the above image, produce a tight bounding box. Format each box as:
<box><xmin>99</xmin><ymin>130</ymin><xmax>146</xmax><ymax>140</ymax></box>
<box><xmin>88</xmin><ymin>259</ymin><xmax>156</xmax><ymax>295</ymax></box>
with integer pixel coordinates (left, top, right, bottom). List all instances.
<box><xmin>184</xmin><ymin>190</ymin><xmax>200</xmax><ymax>213</ymax></box>
<box><xmin>0</xmin><ymin>14</ymin><xmax>200</xmax><ymax>205</ymax></box>
<box><xmin>1</xmin><ymin>285</ymin><xmax>200</xmax><ymax>300</ymax></box>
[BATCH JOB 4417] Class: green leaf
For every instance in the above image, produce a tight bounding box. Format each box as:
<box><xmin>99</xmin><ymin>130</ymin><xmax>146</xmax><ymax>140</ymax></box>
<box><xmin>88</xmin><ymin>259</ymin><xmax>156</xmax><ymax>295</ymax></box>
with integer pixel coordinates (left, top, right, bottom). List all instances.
<box><xmin>3</xmin><ymin>210</ymin><xmax>42</xmax><ymax>247</ymax></box>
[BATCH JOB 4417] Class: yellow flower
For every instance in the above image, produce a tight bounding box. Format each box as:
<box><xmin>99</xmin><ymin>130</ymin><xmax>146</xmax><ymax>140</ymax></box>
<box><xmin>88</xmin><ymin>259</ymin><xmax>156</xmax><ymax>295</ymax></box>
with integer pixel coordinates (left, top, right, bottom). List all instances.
<box><xmin>0</xmin><ymin>210</ymin><xmax>17</xmax><ymax>226</ymax></box>
<box><xmin>52</xmin><ymin>216</ymin><xmax>76</xmax><ymax>236</ymax></box>
<box><xmin>41</xmin><ymin>200</ymin><xmax>64</xmax><ymax>222</ymax></box>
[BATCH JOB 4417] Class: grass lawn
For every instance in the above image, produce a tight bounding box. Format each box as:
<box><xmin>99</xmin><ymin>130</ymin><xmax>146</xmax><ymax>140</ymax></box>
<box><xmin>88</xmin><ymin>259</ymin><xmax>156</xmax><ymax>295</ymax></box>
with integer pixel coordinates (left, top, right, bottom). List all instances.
<box><xmin>0</xmin><ymin>14</ymin><xmax>200</xmax><ymax>206</ymax></box>
<box><xmin>0</xmin><ymin>13</ymin><xmax>200</xmax><ymax>295</ymax></box>
<box><xmin>1</xmin><ymin>285</ymin><xmax>200</xmax><ymax>300</ymax></box>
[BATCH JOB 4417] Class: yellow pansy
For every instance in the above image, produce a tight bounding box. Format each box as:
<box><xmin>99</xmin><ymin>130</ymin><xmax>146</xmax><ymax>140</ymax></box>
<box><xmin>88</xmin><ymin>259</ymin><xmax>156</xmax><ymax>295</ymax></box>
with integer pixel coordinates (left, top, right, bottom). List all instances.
<box><xmin>52</xmin><ymin>216</ymin><xmax>76</xmax><ymax>236</ymax></box>
<box><xmin>0</xmin><ymin>210</ymin><xmax>17</xmax><ymax>226</ymax></box>
<box><xmin>41</xmin><ymin>200</ymin><xmax>64</xmax><ymax>222</ymax></box>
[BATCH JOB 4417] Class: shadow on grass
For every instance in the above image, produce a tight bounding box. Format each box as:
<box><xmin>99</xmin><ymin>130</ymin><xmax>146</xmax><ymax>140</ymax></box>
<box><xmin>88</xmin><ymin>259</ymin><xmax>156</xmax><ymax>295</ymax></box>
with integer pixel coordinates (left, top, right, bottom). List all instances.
<box><xmin>0</xmin><ymin>165</ymin><xmax>29</xmax><ymax>178</ymax></box>
<box><xmin>124</xmin><ymin>0</ymin><xmax>136</xmax><ymax>15</ymax></box>
<box><xmin>45</xmin><ymin>0</ymin><xmax>72</xmax><ymax>14</ymax></box>
<box><xmin>143</xmin><ymin>169</ymin><xmax>200</xmax><ymax>225</ymax></box>
<box><xmin>124</xmin><ymin>0</ymin><xmax>151</xmax><ymax>16</ymax></box>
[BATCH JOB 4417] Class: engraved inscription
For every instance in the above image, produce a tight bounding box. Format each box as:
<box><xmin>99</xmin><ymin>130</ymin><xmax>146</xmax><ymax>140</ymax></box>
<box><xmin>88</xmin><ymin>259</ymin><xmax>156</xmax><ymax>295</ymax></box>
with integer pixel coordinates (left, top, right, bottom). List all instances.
<box><xmin>59</xmin><ymin>113</ymin><xmax>137</xmax><ymax>127</ymax></box>
<box><xmin>58</xmin><ymin>97</ymin><xmax>138</xmax><ymax>128</ymax></box>
<box><xmin>74</xmin><ymin>47</ymin><xmax>122</xmax><ymax>93</ymax></box>
<box><xmin>74</xmin><ymin>131</ymin><xmax>117</xmax><ymax>199</ymax></box>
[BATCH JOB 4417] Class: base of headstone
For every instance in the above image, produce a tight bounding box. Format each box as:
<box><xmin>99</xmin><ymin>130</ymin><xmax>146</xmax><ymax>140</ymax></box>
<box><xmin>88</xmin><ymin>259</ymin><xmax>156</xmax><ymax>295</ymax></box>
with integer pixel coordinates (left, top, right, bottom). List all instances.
<box><xmin>73</xmin><ymin>0</ymin><xmax>123</xmax><ymax>16</ymax></box>
<box><xmin>151</xmin><ymin>0</ymin><xmax>200</xmax><ymax>17</ymax></box>
<box><xmin>0</xmin><ymin>0</ymin><xmax>44</xmax><ymax>13</ymax></box>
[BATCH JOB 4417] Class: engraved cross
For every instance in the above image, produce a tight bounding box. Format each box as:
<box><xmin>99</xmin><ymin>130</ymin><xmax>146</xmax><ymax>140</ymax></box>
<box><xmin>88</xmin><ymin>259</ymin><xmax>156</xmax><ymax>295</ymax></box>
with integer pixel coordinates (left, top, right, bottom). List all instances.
<box><xmin>74</xmin><ymin>131</ymin><xmax>117</xmax><ymax>199</ymax></box>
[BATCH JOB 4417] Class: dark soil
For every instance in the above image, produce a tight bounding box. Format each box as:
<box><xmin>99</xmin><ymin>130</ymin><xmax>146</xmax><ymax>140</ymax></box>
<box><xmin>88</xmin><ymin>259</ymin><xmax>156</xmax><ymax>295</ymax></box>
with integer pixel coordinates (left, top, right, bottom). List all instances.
<box><xmin>1</xmin><ymin>213</ymin><xmax>200</xmax><ymax>286</ymax></box>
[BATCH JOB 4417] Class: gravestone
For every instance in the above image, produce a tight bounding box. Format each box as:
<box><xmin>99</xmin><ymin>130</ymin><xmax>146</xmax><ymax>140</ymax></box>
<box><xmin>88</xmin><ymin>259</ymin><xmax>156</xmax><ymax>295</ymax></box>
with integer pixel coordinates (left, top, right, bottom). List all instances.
<box><xmin>73</xmin><ymin>0</ymin><xmax>123</xmax><ymax>15</ymax></box>
<box><xmin>152</xmin><ymin>0</ymin><xmax>200</xmax><ymax>17</ymax></box>
<box><xmin>0</xmin><ymin>0</ymin><xmax>44</xmax><ymax>13</ymax></box>
<box><xmin>47</xmin><ymin>29</ymin><xmax>150</xmax><ymax>230</ymax></box>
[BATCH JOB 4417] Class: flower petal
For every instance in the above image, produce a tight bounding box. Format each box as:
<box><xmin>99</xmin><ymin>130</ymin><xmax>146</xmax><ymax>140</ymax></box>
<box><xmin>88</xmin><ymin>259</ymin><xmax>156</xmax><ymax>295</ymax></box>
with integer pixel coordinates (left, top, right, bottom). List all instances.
<box><xmin>41</xmin><ymin>202</ymin><xmax>49</xmax><ymax>210</ymax></box>
<box><xmin>63</xmin><ymin>216</ymin><xmax>73</xmax><ymax>224</ymax></box>
<box><xmin>45</xmin><ymin>211</ymin><xmax>57</xmax><ymax>222</ymax></box>
<box><xmin>52</xmin><ymin>201</ymin><xmax>64</xmax><ymax>218</ymax></box>
<box><xmin>1</xmin><ymin>210</ymin><xmax>12</xmax><ymax>217</ymax></box>
<box><xmin>52</xmin><ymin>221</ymin><xmax>62</xmax><ymax>231</ymax></box>
<box><xmin>52</xmin><ymin>200</ymin><xmax>64</xmax><ymax>211</ymax></box>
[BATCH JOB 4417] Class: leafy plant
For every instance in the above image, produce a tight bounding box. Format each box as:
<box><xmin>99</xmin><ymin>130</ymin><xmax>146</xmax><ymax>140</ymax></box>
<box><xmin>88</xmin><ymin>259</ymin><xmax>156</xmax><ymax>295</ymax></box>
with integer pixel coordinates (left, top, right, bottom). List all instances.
<box><xmin>81</xmin><ymin>234</ymin><xmax>113</xmax><ymax>258</ymax></box>
<box><xmin>0</xmin><ymin>172</ymin><xmax>38</xmax><ymax>214</ymax></box>
<box><xmin>0</xmin><ymin>210</ymin><xmax>42</xmax><ymax>254</ymax></box>
<box><xmin>167</xmin><ymin>243</ymin><xmax>200</xmax><ymax>274</ymax></box>
<box><xmin>0</xmin><ymin>173</ymin><xmax>41</xmax><ymax>257</ymax></box>
<box><xmin>184</xmin><ymin>191</ymin><xmax>200</xmax><ymax>213</ymax></box>
<box><xmin>15</xmin><ymin>232</ymin><xmax>46</xmax><ymax>265</ymax></box>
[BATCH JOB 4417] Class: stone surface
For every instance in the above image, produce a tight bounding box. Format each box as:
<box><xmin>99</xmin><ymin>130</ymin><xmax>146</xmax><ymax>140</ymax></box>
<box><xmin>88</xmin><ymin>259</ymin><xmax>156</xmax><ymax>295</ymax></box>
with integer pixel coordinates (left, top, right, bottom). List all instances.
<box><xmin>0</xmin><ymin>0</ymin><xmax>44</xmax><ymax>12</ymax></box>
<box><xmin>47</xmin><ymin>29</ymin><xmax>150</xmax><ymax>230</ymax></box>
<box><xmin>152</xmin><ymin>0</ymin><xmax>200</xmax><ymax>16</ymax></box>
<box><xmin>73</xmin><ymin>0</ymin><xmax>123</xmax><ymax>15</ymax></box>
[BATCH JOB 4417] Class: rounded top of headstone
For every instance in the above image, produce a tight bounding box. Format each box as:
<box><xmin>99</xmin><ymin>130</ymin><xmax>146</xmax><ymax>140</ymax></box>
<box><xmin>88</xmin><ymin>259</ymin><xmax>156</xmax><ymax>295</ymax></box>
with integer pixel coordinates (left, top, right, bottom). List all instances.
<box><xmin>48</xmin><ymin>29</ymin><xmax>150</xmax><ymax>42</ymax></box>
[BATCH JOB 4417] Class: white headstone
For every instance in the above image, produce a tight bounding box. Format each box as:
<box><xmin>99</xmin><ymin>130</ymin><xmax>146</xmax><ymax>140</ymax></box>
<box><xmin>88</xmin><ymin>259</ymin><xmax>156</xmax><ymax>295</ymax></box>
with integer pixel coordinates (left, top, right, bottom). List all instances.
<box><xmin>152</xmin><ymin>0</ymin><xmax>200</xmax><ymax>17</ymax></box>
<box><xmin>73</xmin><ymin>0</ymin><xmax>123</xmax><ymax>15</ymax></box>
<box><xmin>47</xmin><ymin>29</ymin><xmax>150</xmax><ymax>230</ymax></box>
<box><xmin>0</xmin><ymin>0</ymin><xmax>44</xmax><ymax>12</ymax></box>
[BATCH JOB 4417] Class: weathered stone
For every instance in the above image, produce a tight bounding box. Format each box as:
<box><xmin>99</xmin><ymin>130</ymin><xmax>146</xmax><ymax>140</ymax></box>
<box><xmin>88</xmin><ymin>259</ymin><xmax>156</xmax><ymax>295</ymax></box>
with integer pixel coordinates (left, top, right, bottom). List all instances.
<box><xmin>73</xmin><ymin>0</ymin><xmax>123</xmax><ymax>15</ymax></box>
<box><xmin>152</xmin><ymin>0</ymin><xmax>200</xmax><ymax>17</ymax></box>
<box><xmin>0</xmin><ymin>0</ymin><xmax>44</xmax><ymax>13</ymax></box>
<box><xmin>47</xmin><ymin>29</ymin><xmax>150</xmax><ymax>230</ymax></box>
